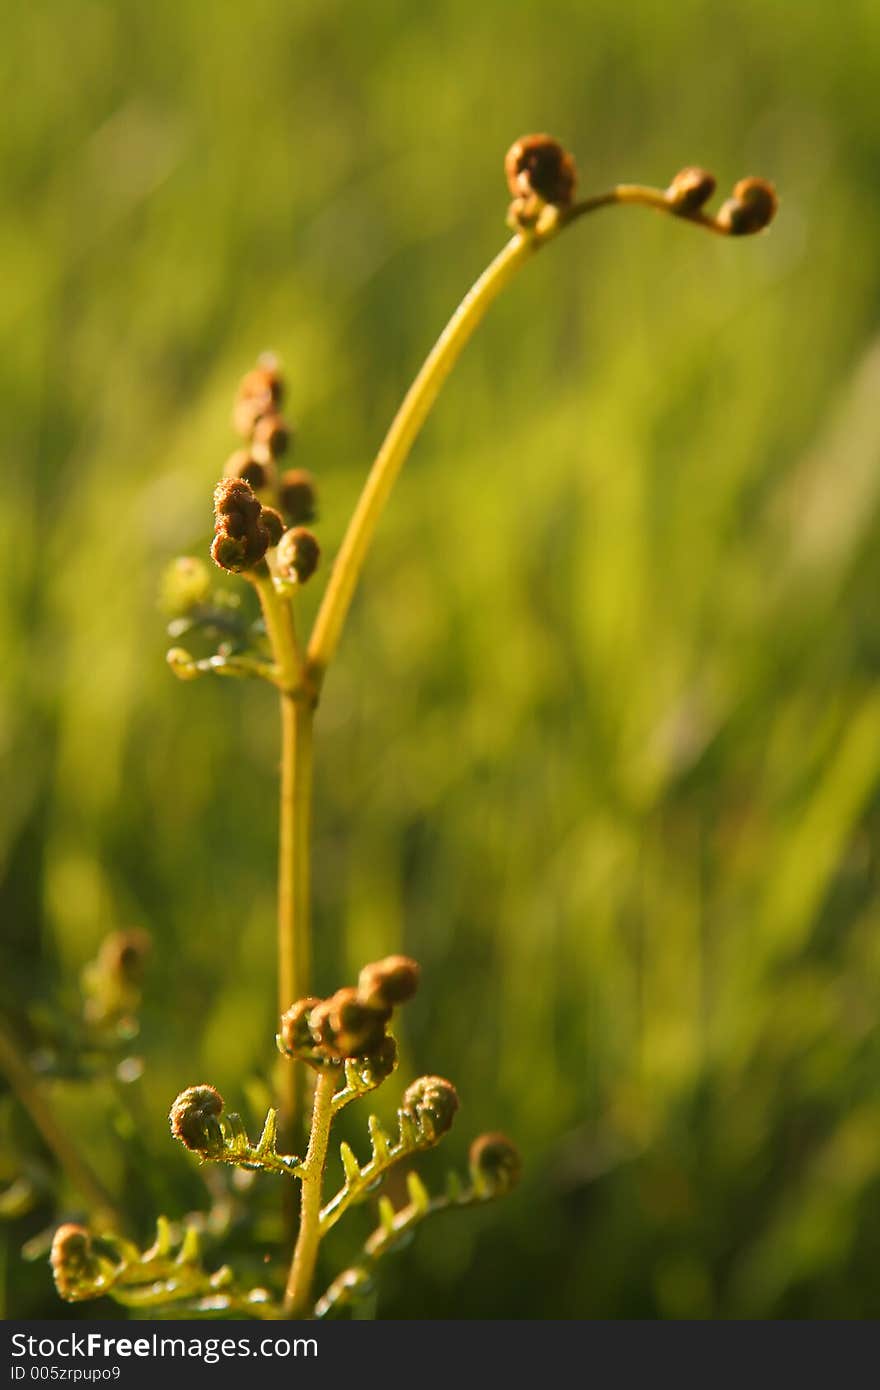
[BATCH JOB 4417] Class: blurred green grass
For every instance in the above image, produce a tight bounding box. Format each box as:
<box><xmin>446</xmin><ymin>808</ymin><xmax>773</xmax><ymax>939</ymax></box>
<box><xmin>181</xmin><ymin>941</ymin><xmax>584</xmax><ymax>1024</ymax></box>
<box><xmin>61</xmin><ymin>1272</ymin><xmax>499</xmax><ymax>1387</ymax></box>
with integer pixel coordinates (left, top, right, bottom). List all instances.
<box><xmin>3</xmin><ymin>0</ymin><xmax>880</xmax><ymax>1317</ymax></box>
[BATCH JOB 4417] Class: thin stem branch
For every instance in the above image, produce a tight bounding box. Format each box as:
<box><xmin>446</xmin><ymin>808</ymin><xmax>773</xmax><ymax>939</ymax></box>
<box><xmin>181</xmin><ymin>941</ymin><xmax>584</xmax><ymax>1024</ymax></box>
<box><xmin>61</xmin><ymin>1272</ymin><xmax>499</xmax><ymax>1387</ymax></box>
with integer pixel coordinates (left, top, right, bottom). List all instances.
<box><xmin>0</xmin><ymin>1020</ymin><xmax>122</xmax><ymax>1229</ymax></box>
<box><xmin>319</xmin><ymin>1122</ymin><xmax>434</xmax><ymax>1235</ymax></box>
<box><xmin>251</xmin><ymin>571</ymin><xmax>302</xmax><ymax>695</ymax></box>
<box><xmin>329</xmin><ymin>1056</ymin><xmax>386</xmax><ymax>1116</ymax></box>
<box><xmin>283</xmin><ymin>1068</ymin><xmax>335</xmax><ymax>1317</ymax></box>
<box><xmin>314</xmin><ymin>1174</ymin><xmax>493</xmax><ymax>1318</ymax></box>
<box><xmin>306</xmin><ymin>232</ymin><xmax>537</xmax><ymax>682</ymax></box>
<box><xmin>564</xmin><ymin>184</ymin><xmax>727</xmax><ymax>235</ymax></box>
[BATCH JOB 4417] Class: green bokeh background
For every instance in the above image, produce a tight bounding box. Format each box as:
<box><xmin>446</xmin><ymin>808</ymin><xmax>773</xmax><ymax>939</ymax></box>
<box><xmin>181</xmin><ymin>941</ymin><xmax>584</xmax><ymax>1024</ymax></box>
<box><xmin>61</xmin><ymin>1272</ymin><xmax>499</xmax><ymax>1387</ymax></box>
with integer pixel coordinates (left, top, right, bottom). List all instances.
<box><xmin>3</xmin><ymin>0</ymin><xmax>880</xmax><ymax>1318</ymax></box>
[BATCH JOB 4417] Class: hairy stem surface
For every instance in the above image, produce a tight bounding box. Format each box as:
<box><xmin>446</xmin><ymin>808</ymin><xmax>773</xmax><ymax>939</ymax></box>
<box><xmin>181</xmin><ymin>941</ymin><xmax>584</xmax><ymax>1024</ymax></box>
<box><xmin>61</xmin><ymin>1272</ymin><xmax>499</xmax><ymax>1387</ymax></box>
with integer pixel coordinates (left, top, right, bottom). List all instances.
<box><xmin>283</xmin><ymin>1068</ymin><xmax>335</xmax><ymax>1316</ymax></box>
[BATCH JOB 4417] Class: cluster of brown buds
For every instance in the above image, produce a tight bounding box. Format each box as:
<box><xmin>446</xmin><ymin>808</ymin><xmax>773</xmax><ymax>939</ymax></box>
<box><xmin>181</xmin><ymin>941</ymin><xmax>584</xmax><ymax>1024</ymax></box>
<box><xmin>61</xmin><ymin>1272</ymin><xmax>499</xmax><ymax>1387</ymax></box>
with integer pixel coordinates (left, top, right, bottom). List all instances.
<box><xmin>211</xmin><ymin>478</ymin><xmax>279</xmax><ymax>573</ymax></box>
<box><xmin>212</xmin><ymin>357</ymin><xmax>320</xmax><ymax>582</ymax></box>
<box><xmin>663</xmin><ymin>166</ymin><xmax>778</xmax><ymax>234</ymax></box>
<box><xmin>279</xmin><ymin>954</ymin><xmax>420</xmax><ymax>1072</ymax></box>
<box><xmin>505</xmin><ymin>133</ymin><xmax>777</xmax><ymax>239</ymax></box>
<box><xmin>227</xmin><ymin>357</ymin><xmax>292</xmax><ymax>494</ymax></box>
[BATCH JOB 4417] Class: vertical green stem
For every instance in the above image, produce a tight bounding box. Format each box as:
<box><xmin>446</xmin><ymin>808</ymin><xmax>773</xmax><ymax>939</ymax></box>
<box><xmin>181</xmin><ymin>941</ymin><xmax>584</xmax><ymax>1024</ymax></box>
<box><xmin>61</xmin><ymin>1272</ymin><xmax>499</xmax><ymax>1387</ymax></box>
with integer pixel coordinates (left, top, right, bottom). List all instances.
<box><xmin>278</xmin><ymin>691</ymin><xmax>313</xmax><ymax>1148</ymax></box>
<box><xmin>250</xmin><ymin>572</ymin><xmax>313</xmax><ymax>1166</ymax></box>
<box><xmin>283</xmin><ymin>1068</ymin><xmax>335</xmax><ymax>1316</ymax></box>
<box><xmin>0</xmin><ymin>1021</ymin><xmax>122</xmax><ymax>1230</ymax></box>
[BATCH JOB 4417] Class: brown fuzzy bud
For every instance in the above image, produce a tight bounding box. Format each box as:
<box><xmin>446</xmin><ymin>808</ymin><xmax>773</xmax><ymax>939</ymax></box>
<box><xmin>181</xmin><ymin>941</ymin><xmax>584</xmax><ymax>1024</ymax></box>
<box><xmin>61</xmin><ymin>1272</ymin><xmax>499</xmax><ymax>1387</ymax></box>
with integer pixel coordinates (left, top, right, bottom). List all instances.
<box><xmin>223</xmin><ymin>449</ymin><xmax>270</xmax><ymax>491</ymax></box>
<box><xmin>400</xmin><ymin>1075</ymin><xmax>459</xmax><ymax>1140</ymax></box>
<box><xmin>309</xmin><ymin>988</ymin><xmax>388</xmax><ymax>1059</ymax></box>
<box><xmin>214</xmin><ymin>476</ymin><xmax>262</xmax><ymax>526</ymax></box>
<box><xmin>279</xmin><ymin>469</ymin><xmax>317</xmax><ymax>525</ymax></box>
<box><xmin>211</xmin><ymin>478</ymin><xmax>270</xmax><ymax>573</ymax></box>
<box><xmin>358</xmin><ymin>955</ymin><xmax>420</xmax><ymax>1009</ymax></box>
<box><xmin>355</xmin><ymin>1035</ymin><xmax>398</xmax><ymax>1086</ymax></box>
<box><xmin>233</xmin><ymin>362</ymin><xmax>284</xmax><ymax>438</ymax></box>
<box><xmin>505</xmin><ymin>135</ymin><xmax>577</xmax><ymax>216</ymax></box>
<box><xmin>240</xmin><ymin>364</ymin><xmax>283</xmax><ymax>406</ymax></box>
<box><xmin>276</xmin><ymin>526</ymin><xmax>320</xmax><ymax>584</ymax></box>
<box><xmin>716</xmin><ymin>177</ymin><xmax>778</xmax><ymax>235</ymax></box>
<box><xmin>261</xmin><ymin>507</ymin><xmax>286</xmax><ymax>547</ymax></box>
<box><xmin>169</xmin><ymin>1084</ymin><xmax>225</xmax><ymax>1155</ymax></box>
<box><xmin>279</xmin><ymin>997</ymin><xmax>323</xmax><ymax>1057</ymax></box>
<box><xmin>665</xmin><ymin>166</ymin><xmax>716</xmax><ymax>214</ymax></box>
<box><xmin>252</xmin><ymin>413</ymin><xmax>291</xmax><ymax>460</ymax></box>
<box><xmin>469</xmin><ymin>1132</ymin><xmax>522</xmax><ymax>1196</ymax></box>
<box><xmin>50</xmin><ymin>1224</ymin><xmax>101</xmax><ymax>1302</ymax></box>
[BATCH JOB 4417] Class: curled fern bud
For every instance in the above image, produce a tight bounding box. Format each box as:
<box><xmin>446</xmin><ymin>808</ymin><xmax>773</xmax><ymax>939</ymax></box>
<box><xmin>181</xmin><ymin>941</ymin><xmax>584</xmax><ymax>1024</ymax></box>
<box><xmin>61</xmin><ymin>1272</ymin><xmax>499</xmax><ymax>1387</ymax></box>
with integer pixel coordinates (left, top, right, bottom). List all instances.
<box><xmin>505</xmin><ymin>134</ymin><xmax>577</xmax><ymax>209</ymax></box>
<box><xmin>356</xmin><ymin>1035</ymin><xmax>398</xmax><ymax>1086</ymax></box>
<box><xmin>310</xmin><ymin>988</ymin><xmax>388</xmax><ymax>1060</ymax></box>
<box><xmin>400</xmin><ymin>1075</ymin><xmax>459</xmax><ymax>1140</ymax></box>
<box><xmin>358</xmin><ymin>955</ymin><xmax>420</xmax><ymax>1009</ymax></box>
<box><xmin>211</xmin><ymin>478</ymin><xmax>270</xmax><ymax>573</ymax></box>
<box><xmin>261</xmin><ymin>506</ymin><xmax>286</xmax><ymax>547</ymax></box>
<box><xmin>276</xmin><ymin>526</ymin><xmax>320</xmax><ymax>584</ymax></box>
<box><xmin>50</xmin><ymin>1224</ymin><xmax>101</xmax><ymax>1303</ymax></box>
<box><xmin>665</xmin><ymin>166</ymin><xmax>716</xmax><ymax>214</ymax></box>
<box><xmin>252</xmin><ymin>413</ymin><xmax>291</xmax><ymax>460</ymax></box>
<box><xmin>279</xmin><ymin>469</ymin><xmax>317</xmax><ymax>525</ymax></box>
<box><xmin>169</xmin><ymin>1084</ymin><xmax>225</xmax><ymax>1156</ymax></box>
<box><xmin>161</xmin><ymin>556</ymin><xmax>212</xmax><ymax>617</ymax></box>
<box><xmin>716</xmin><ymin>177</ymin><xmax>778</xmax><ymax>235</ymax></box>
<box><xmin>279</xmin><ymin>997</ymin><xmax>323</xmax><ymax>1057</ymax></box>
<box><xmin>506</xmin><ymin>134</ymin><xmax>577</xmax><ymax>228</ymax></box>
<box><xmin>469</xmin><ymin>1132</ymin><xmax>522</xmax><ymax>1196</ymax></box>
<box><xmin>223</xmin><ymin>449</ymin><xmax>270</xmax><ymax>492</ymax></box>
<box><xmin>233</xmin><ymin>363</ymin><xmax>284</xmax><ymax>439</ymax></box>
